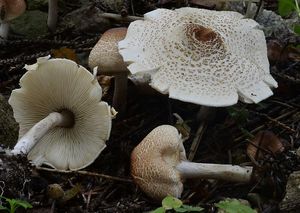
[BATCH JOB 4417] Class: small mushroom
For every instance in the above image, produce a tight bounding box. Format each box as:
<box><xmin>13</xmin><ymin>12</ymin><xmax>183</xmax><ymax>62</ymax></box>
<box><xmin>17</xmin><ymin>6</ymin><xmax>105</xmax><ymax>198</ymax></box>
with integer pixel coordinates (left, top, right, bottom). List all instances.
<box><xmin>89</xmin><ymin>27</ymin><xmax>129</xmax><ymax>114</ymax></box>
<box><xmin>0</xmin><ymin>0</ymin><xmax>26</xmax><ymax>39</ymax></box>
<box><xmin>131</xmin><ymin>125</ymin><xmax>253</xmax><ymax>200</ymax></box>
<box><xmin>9</xmin><ymin>56</ymin><xmax>114</xmax><ymax>170</ymax></box>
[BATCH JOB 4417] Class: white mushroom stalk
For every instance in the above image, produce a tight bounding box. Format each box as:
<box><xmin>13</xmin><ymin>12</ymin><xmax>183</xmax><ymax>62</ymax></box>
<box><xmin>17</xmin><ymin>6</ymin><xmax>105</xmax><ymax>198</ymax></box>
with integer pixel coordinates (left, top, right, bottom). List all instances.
<box><xmin>131</xmin><ymin>125</ymin><xmax>254</xmax><ymax>200</ymax></box>
<box><xmin>9</xmin><ymin>56</ymin><xmax>114</xmax><ymax>170</ymax></box>
<box><xmin>0</xmin><ymin>21</ymin><xmax>9</xmax><ymax>39</ymax></box>
<box><xmin>176</xmin><ymin>161</ymin><xmax>252</xmax><ymax>182</ymax></box>
<box><xmin>112</xmin><ymin>74</ymin><xmax>128</xmax><ymax>112</ymax></box>
<box><xmin>47</xmin><ymin>0</ymin><xmax>58</xmax><ymax>32</ymax></box>
<box><xmin>0</xmin><ymin>0</ymin><xmax>26</xmax><ymax>39</ymax></box>
<box><xmin>11</xmin><ymin>111</ymin><xmax>73</xmax><ymax>155</ymax></box>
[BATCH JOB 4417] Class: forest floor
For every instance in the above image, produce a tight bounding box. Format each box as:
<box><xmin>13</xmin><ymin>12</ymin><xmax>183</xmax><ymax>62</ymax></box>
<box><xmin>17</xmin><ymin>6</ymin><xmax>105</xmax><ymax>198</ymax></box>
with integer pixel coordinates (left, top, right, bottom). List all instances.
<box><xmin>0</xmin><ymin>0</ymin><xmax>300</xmax><ymax>212</ymax></box>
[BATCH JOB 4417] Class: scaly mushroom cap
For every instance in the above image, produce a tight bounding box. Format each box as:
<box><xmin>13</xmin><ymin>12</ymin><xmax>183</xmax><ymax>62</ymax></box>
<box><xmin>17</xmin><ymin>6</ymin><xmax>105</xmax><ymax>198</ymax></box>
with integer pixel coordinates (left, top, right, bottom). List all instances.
<box><xmin>9</xmin><ymin>56</ymin><xmax>112</xmax><ymax>170</ymax></box>
<box><xmin>88</xmin><ymin>27</ymin><xmax>128</xmax><ymax>72</ymax></box>
<box><xmin>119</xmin><ymin>8</ymin><xmax>278</xmax><ymax>106</ymax></box>
<box><xmin>0</xmin><ymin>0</ymin><xmax>26</xmax><ymax>21</ymax></box>
<box><xmin>131</xmin><ymin>125</ymin><xmax>186</xmax><ymax>200</ymax></box>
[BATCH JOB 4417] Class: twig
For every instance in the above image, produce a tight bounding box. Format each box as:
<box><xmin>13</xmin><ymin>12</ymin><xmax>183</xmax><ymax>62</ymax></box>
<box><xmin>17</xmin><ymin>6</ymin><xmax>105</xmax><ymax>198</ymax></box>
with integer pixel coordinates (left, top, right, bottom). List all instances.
<box><xmin>234</xmin><ymin>109</ymin><xmax>298</xmax><ymax>142</ymax></box>
<box><xmin>270</xmin><ymin>100</ymin><xmax>295</xmax><ymax>109</ymax></box>
<box><xmin>250</xmin><ymin>111</ymin><xmax>297</xmax><ymax>133</ymax></box>
<box><xmin>100</xmin><ymin>12</ymin><xmax>143</xmax><ymax>22</ymax></box>
<box><xmin>121</xmin><ymin>0</ymin><xmax>130</xmax><ymax>16</ymax></box>
<box><xmin>36</xmin><ymin>167</ymin><xmax>133</xmax><ymax>183</ymax></box>
<box><xmin>0</xmin><ymin>51</ymin><xmax>51</xmax><ymax>66</ymax></box>
<box><xmin>188</xmin><ymin>122</ymin><xmax>207</xmax><ymax>161</ymax></box>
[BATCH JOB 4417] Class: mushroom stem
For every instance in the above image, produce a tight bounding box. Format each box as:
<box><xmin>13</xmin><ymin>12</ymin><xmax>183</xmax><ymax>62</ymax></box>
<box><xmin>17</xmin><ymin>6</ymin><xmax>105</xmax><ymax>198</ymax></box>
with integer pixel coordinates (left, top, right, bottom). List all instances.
<box><xmin>47</xmin><ymin>0</ymin><xmax>58</xmax><ymax>32</ymax></box>
<box><xmin>188</xmin><ymin>106</ymin><xmax>216</xmax><ymax>160</ymax></box>
<box><xmin>0</xmin><ymin>21</ymin><xmax>9</xmax><ymax>39</ymax></box>
<box><xmin>176</xmin><ymin>161</ymin><xmax>253</xmax><ymax>182</ymax></box>
<box><xmin>12</xmin><ymin>111</ymin><xmax>72</xmax><ymax>155</ymax></box>
<box><xmin>112</xmin><ymin>74</ymin><xmax>128</xmax><ymax>114</ymax></box>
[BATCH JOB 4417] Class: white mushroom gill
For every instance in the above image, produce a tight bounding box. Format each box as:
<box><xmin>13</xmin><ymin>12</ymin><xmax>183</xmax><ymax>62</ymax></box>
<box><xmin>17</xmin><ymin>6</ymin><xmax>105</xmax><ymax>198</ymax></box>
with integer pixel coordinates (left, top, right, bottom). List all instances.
<box><xmin>9</xmin><ymin>56</ymin><xmax>113</xmax><ymax>170</ymax></box>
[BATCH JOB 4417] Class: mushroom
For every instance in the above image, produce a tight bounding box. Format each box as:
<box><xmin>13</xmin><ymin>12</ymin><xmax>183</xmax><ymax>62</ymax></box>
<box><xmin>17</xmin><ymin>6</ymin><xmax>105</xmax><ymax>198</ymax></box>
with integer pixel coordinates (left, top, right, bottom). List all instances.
<box><xmin>119</xmin><ymin>7</ymin><xmax>278</xmax><ymax>160</ymax></box>
<box><xmin>119</xmin><ymin>7</ymin><xmax>277</xmax><ymax>105</ymax></box>
<box><xmin>47</xmin><ymin>0</ymin><xmax>58</xmax><ymax>32</ymax></box>
<box><xmin>89</xmin><ymin>27</ymin><xmax>129</xmax><ymax>114</ymax></box>
<box><xmin>0</xmin><ymin>0</ymin><xmax>26</xmax><ymax>39</ymax></box>
<box><xmin>9</xmin><ymin>56</ymin><xmax>114</xmax><ymax>170</ymax></box>
<box><xmin>131</xmin><ymin>125</ymin><xmax>253</xmax><ymax>200</ymax></box>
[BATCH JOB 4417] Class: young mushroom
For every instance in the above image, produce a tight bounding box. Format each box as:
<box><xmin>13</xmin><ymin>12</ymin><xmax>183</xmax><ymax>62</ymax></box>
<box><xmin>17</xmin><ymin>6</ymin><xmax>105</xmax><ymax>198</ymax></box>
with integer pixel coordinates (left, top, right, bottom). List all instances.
<box><xmin>89</xmin><ymin>27</ymin><xmax>129</xmax><ymax>114</ymax></box>
<box><xmin>131</xmin><ymin>125</ymin><xmax>253</xmax><ymax>200</ymax></box>
<box><xmin>119</xmin><ymin>7</ymin><xmax>278</xmax><ymax>160</ymax></box>
<box><xmin>0</xmin><ymin>0</ymin><xmax>26</xmax><ymax>39</ymax></box>
<box><xmin>9</xmin><ymin>56</ymin><xmax>114</xmax><ymax>170</ymax></box>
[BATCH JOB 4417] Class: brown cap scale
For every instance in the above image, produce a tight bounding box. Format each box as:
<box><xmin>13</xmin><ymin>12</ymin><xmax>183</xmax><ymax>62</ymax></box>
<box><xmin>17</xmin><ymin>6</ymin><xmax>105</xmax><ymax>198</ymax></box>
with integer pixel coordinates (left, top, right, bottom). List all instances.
<box><xmin>89</xmin><ymin>27</ymin><xmax>128</xmax><ymax>114</ymax></box>
<box><xmin>131</xmin><ymin>125</ymin><xmax>253</xmax><ymax>200</ymax></box>
<box><xmin>0</xmin><ymin>0</ymin><xmax>26</xmax><ymax>39</ymax></box>
<box><xmin>131</xmin><ymin>125</ymin><xmax>185</xmax><ymax>199</ymax></box>
<box><xmin>119</xmin><ymin>8</ymin><xmax>278</xmax><ymax>106</ymax></box>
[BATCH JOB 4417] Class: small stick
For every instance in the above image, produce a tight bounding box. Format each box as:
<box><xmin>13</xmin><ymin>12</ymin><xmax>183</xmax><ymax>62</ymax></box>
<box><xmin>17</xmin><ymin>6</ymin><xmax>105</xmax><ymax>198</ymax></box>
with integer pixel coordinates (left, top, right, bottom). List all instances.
<box><xmin>251</xmin><ymin>111</ymin><xmax>296</xmax><ymax>133</ymax></box>
<box><xmin>234</xmin><ymin>109</ymin><xmax>298</xmax><ymax>142</ymax></box>
<box><xmin>36</xmin><ymin>167</ymin><xmax>133</xmax><ymax>183</ymax></box>
<box><xmin>100</xmin><ymin>12</ymin><xmax>143</xmax><ymax>22</ymax></box>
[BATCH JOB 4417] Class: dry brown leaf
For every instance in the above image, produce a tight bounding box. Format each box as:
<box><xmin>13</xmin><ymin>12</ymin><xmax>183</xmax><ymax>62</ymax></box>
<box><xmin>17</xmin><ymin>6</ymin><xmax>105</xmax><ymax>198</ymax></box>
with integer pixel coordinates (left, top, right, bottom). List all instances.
<box><xmin>267</xmin><ymin>40</ymin><xmax>300</xmax><ymax>64</ymax></box>
<box><xmin>51</xmin><ymin>47</ymin><xmax>79</xmax><ymax>63</ymax></box>
<box><xmin>247</xmin><ymin>130</ymin><xmax>285</xmax><ymax>161</ymax></box>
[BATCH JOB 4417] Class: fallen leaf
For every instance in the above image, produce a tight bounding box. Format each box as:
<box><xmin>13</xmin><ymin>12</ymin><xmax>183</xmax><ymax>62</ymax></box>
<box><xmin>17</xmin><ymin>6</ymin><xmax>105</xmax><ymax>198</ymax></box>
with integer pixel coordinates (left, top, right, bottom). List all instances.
<box><xmin>51</xmin><ymin>47</ymin><xmax>79</xmax><ymax>63</ymax></box>
<box><xmin>247</xmin><ymin>130</ymin><xmax>285</xmax><ymax>161</ymax></box>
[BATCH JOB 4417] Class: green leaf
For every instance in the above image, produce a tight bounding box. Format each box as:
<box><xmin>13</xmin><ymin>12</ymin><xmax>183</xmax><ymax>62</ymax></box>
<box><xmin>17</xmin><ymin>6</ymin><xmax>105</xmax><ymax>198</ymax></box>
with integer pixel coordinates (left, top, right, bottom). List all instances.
<box><xmin>215</xmin><ymin>199</ymin><xmax>256</xmax><ymax>213</ymax></box>
<box><xmin>162</xmin><ymin>196</ymin><xmax>183</xmax><ymax>210</ymax></box>
<box><xmin>150</xmin><ymin>207</ymin><xmax>166</xmax><ymax>213</ymax></box>
<box><xmin>175</xmin><ymin>205</ymin><xmax>204</xmax><ymax>212</ymax></box>
<box><xmin>13</xmin><ymin>199</ymin><xmax>32</xmax><ymax>209</ymax></box>
<box><xmin>181</xmin><ymin>205</ymin><xmax>204</xmax><ymax>212</ymax></box>
<box><xmin>278</xmin><ymin>0</ymin><xmax>296</xmax><ymax>16</ymax></box>
<box><xmin>0</xmin><ymin>205</ymin><xmax>9</xmax><ymax>212</ymax></box>
<box><xmin>294</xmin><ymin>24</ymin><xmax>300</xmax><ymax>35</ymax></box>
<box><xmin>174</xmin><ymin>207</ymin><xmax>189</xmax><ymax>212</ymax></box>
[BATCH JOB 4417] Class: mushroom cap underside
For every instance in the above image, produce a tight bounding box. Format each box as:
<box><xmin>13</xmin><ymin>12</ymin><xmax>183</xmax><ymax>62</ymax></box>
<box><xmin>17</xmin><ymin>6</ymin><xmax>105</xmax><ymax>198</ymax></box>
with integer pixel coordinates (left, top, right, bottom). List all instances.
<box><xmin>9</xmin><ymin>57</ymin><xmax>112</xmax><ymax>170</ymax></box>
